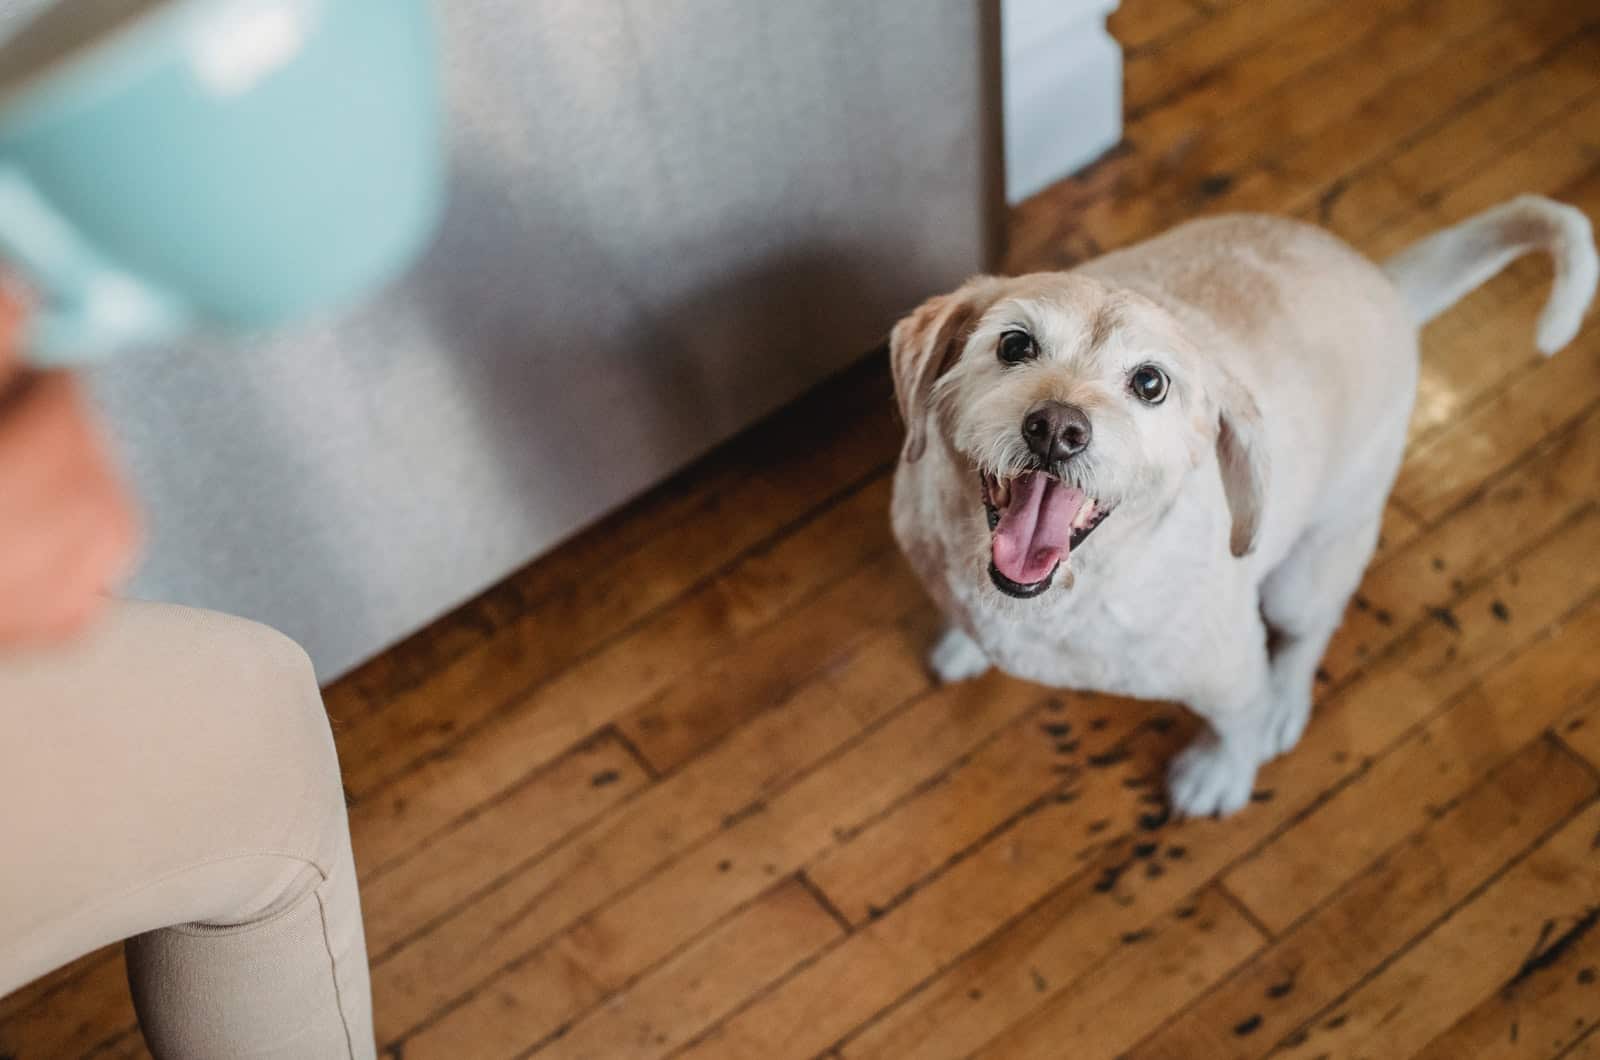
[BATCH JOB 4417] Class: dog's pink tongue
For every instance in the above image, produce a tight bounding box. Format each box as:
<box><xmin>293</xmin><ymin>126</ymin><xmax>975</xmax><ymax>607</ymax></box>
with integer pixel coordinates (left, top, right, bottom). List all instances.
<box><xmin>992</xmin><ymin>472</ymin><xmax>1086</xmax><ymax>585</ymax></box>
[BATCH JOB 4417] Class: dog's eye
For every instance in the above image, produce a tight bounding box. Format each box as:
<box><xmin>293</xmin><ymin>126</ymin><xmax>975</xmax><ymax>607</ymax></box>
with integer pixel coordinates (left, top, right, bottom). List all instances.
<box><xmin>1130</xmin><ymin>364</ymin><xmax>1170</xmax><ymax>405</ymax></box>
<box><xmin>997</xmin><ymin>330</ymin><xmax>1037</xmax><ymax>366</ymax></box>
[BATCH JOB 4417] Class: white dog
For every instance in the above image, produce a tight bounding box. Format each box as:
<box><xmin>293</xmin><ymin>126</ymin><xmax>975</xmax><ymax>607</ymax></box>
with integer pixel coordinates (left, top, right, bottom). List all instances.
<box><xmin>889</xmin><ymin>196</ymin><xmax>1597</xmax><ymax>817</ymax></box>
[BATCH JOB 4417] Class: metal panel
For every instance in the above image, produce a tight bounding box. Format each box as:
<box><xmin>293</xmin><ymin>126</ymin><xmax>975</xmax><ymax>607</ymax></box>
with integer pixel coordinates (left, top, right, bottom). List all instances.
<box><xmin>30</xmin><ymin>0</ymin><xmax>1001</xmax><ymax>677</ymax></box>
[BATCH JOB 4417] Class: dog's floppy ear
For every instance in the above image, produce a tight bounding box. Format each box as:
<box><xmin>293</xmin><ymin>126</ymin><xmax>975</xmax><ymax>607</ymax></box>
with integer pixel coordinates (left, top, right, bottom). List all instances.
<box><xmin>1214</xmin><ymin>368</ymin><xmax>1269</xmax><ymax>558</ymax></box>
<box><xmin>890</xmin><ymin>278</ymin><xmax>999</xmax><ymax>462</ymax></box>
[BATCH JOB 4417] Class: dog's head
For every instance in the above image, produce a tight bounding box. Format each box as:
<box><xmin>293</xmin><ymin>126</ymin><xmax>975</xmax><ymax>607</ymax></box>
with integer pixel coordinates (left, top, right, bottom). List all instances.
<box><xmin>891</xmin><ymin>272</ymin><xmax>1267</xmax><ymax>599</ymax></box>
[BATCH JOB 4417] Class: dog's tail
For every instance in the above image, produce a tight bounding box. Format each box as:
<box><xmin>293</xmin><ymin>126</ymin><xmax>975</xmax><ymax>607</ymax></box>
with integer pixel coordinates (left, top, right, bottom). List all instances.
<box><xmin>1383</xmin><ymin>195</ymin><xmax>1597</xmax><ymax>355</ymax></box>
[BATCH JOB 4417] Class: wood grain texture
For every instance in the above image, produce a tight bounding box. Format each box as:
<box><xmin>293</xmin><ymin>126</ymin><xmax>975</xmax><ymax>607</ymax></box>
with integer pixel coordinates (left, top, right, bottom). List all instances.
<box><xmin>4</xmin><ymin>3</ymin><xmax>1598</xmax><ymax>1059</ymax></box>
<box><xmin>1130</xmin><ymin>739</ymin><xmax>1597</xmax><ymax>1059</ymax></box>
<box><xmin>1226</xmin><ymin>600</ymin><xmax>1600</xmax><ymax>934</ymax></box>
<box><xmin>967</xmin><ymin>887</ymin><xmax>1266</xmax><ymax>1059</ymax></box>
<box><xmin>1268</xmin><ymin>797</ymin><xmax>1600</xmax><ymax>1059</ymax></box>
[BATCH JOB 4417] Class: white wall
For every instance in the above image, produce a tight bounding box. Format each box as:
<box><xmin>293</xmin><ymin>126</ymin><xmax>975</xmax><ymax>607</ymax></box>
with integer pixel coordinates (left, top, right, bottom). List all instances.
<box><xmin>1002</xmin><ymin>0</ymin><xmax>1123</xmax><ymax>204</ymax></box>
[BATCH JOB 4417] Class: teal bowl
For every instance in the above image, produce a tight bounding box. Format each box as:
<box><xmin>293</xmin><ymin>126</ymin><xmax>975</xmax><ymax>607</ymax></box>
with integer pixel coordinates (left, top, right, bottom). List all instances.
<box><xmin>0</xmin><ymin>0</ymin><xmax>445</xmax><ymax>364</ymax></box>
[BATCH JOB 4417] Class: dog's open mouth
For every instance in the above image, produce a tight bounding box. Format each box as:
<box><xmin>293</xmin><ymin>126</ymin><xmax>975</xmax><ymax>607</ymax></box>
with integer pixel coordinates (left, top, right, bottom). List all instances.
<box><xmin>980</xmin><ymin>471</ymin><xmax>1110</xmax><ymax>598</ymax></box>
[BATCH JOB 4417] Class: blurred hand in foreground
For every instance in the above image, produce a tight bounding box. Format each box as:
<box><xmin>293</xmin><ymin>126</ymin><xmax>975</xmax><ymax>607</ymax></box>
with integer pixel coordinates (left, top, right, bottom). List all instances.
<box><xmin>0</xmin><ymin>294</ymin><xmax>139</xmax><ymax>643</ymax></box>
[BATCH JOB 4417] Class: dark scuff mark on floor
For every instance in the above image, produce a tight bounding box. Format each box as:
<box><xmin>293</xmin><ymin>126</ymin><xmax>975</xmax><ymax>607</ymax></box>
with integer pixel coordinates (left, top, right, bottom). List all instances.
<box><xmin>1094</xmin><ymin>859</ymin><xmax>1133</xmax><ymax>893</ymax></box>
<box><xmin>1139</xmin><ymin>807</ymin><xmax>1171</xmax><ymax>831</ymax></box>
<box><xmin>1507</xmin><ymin>908</ymin><xmax>1600</xmax><ymax>992</ymax></box>
<box><xmin>1428</xmin><ymin>605</ymin><xmax>1461</xmax><ymax>632</ymax></box>
<box><xmin>1088</xmin><ymin>747</ymin><xmax>1130</xmax><ymax>768</ymax></box>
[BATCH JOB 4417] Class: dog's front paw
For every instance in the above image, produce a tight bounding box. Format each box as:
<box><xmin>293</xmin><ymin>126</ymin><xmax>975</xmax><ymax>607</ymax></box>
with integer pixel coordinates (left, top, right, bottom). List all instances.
<box><xmin>1167</xmin><ymin>736</ymin><xmax>1257</xmax><ymax>819</ymax></box>
<box><xmin>928</xmin><ymin>626</ymin><xmax>991</xmax><ymax>684</ymax></box>
<box><xmin>1261</xmin><ymin>692</ymin><xmax>1312</xmax><ymax>760</ymax></box>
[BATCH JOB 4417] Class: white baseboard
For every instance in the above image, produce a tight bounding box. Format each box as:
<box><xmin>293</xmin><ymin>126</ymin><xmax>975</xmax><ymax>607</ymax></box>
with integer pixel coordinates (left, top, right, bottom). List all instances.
<box><xmin>1002</xmin><ymin>0</ymin><xmax>1123</xmax><ymax>204</ymax></box>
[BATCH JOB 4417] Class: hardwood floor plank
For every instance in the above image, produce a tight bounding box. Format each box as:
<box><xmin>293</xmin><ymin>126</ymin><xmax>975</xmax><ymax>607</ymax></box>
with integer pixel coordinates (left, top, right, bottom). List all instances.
<box><xmin>676</xmin><ymin>761</ymin><xmax>1183</xmax><ymax>1060</ymax></box>
<box><xmin>0</xmin><ymin>950</ymin><xmax>137</xmax><ymax>1060</ymax></box>
<box><xmin>1110</xmin><ymin>0</ymin><xmax>1208</xmax><ymax>54</ymax></box>
<box><xmin>348</xmin><ymin>486</ymin><xmax>908</xmax><ymax>879</ymax></box>
<box><xmin>1266</xmin><ymin>793</ymin><xmax>1600</xmax><ymax>1059</ymax></box>
<box><xmin>1005</xmin><ymin>0</ymin><xmax>1431</xmax><ymax>271</ymax></box>
<box><xmin>1405</xmin><ymin>268</ymin><xmax>1558</xmax><ymax>447</ymax></box>
<box><xmin>1307</xmin><ymin>507</ymin><xmax>1600</xmax><ymax>757</ymax></box>
<box><xmin>339</xmin><ymin>473</ymin><xmax>896</xmax><ymax>802</ymax></box>
<box><xmin>803</xmin><ymin>695</ymin><xmax>1176</xmax><ymax>926</ymax></box>
<box><xmin>1128</xmin><ymin>739</ymin><xmax>1596</xmax><ymax>1060</ymax></box>
<box><xmin>1563</xmin><ymin>1027</ymin><xmax>1600</xmax><ymax>1059</ymax></box>
<box><xmin>833</xmin><ymin>508</ymin><xmax>1600</xmax><ymax>1060</ymax></box>
<box><xmin>1319</xmin><ymin>402</ymin><xmax>1600</xmax><ymax>684</ymax></box>
<box><xmin>1409</xmin><ymin>868</ymin><xmax>1600</xmax><ymax>1059</ymax></box>
<box><xmin>1226</xmin><ymin>598</ymin><xmax>1600</xmax><ymax>934</ymax></box>
<box><xmin>0</xmin><ymin>948</ymin><xmax>115</xmax><ymax>1026</ymax></box>
<box><xmin>1395</xmin><ymin>334</ymin><xmax>1600</xmax><ymax>525</ymax></box>
<box><xmin>1245</xmin><ymin>20</ymin><xmax>1600</xmax><ymax>230</ymax></box>
<box><xmin>1556</xmin><ymin>687</ymin><xmax>1600</xmax><ymax>773</ymax></box>
<box><xmin>359</xmin><ymin>733</ymin><xmax>649</xmax><ymax>959</ymax></box>
<box><xmin>1085</xmin><ymin>0</ymin><xmax>1578</xmax><ymax>254</ymax></box>
<box><xmin>1370</xmin><ymin>502</ymin><xmax>1423</xmax><ymax>563</ymax></box>
<box><xmin>1319</xmin><ymin>32</ymin><xmax>1600</xmax><ymax>242</ymax></box>
<box><xmin>1361</xmin><ymin>92</ymin><xmax>1600</xmax><ymax>261</ymax></box>
<box><xmin>392</xmin><ymin>675</ymin><xmax>1049</xmax><ymax>1054</ymax></box>
<box><xmin>369</xmin><ymin>618</ymin><xmax>933</xmax><ymax>1044</ymax></box>
<box><xmin>530</xmin><ymin>880</ymin><xmax>841</xmax><ymax>1060</ymax></box>
<box><xmin>808</xmin><ymin>704</ymin><xmax>1197</xmax><ymax>1060</ymax></box>
<box><xmin>612</xmin><ymin>560</ymin><xmax>923</xmax><ymax>773</ymax></box>
<box><xmin>1122</xmin><ymin>0</ymin><xmax>1362</xmax><ymax>118</ymax></box>
<box><xmin>1385</xmin><ymin>32</ymin><xmax>1600</xmax><ymax>198</ymax></box>
<box><xmin>968</xmin><ymin>887</ymin><xmax>1266</xmax><ymax>1060</ymax></box>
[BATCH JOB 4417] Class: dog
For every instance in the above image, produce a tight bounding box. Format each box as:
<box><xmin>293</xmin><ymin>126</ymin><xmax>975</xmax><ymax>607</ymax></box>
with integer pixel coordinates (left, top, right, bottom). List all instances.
<box><xmin>888</xmin><ymin>195</ymin><xmax>1597</xmax><ymax>817</ymax></box>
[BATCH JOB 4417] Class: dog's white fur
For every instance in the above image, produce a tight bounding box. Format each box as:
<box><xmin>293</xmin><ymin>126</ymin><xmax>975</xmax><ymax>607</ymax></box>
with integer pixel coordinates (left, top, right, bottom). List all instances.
<box><xmin>890</xmin><ymin>196</ymin><xmax>1597</xmax><ymax>817</ymax></box>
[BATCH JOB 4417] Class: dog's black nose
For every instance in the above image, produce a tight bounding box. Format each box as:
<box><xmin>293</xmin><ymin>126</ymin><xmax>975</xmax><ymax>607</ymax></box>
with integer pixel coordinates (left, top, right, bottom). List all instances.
<box><xmin>1023</xmin><ymin>401</ymin><xmax>1092</xmax><ymax>463</ymax></box>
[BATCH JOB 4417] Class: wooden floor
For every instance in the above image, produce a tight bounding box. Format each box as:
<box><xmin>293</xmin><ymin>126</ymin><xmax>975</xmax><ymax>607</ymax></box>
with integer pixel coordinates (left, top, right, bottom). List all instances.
<box><xmin>8</xmin><ymin>0</ymin><xmax>1600</xmax><ymax>1056</ymax></box>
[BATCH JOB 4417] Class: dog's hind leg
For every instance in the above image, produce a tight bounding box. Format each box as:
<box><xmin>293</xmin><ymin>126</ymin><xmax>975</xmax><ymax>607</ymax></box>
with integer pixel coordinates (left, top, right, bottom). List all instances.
<box><xmin>1256</xmin><ymin>513</ymin><xmax>1385</xmax><ymax>758</ymax></box>
<box><xmin>928</xmin><ymin>624</ymin><xmax>992</xmax><ymax>684</ymax></box>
